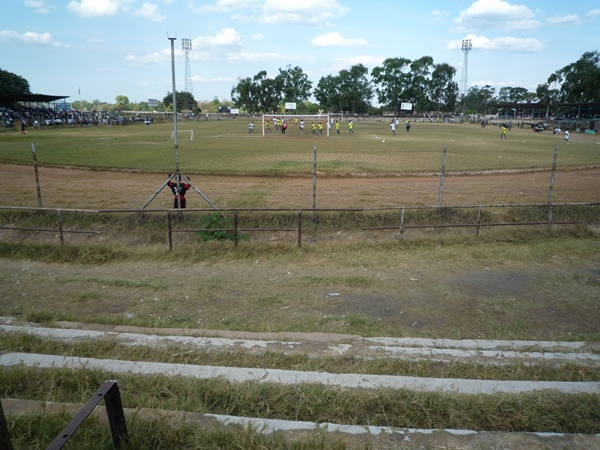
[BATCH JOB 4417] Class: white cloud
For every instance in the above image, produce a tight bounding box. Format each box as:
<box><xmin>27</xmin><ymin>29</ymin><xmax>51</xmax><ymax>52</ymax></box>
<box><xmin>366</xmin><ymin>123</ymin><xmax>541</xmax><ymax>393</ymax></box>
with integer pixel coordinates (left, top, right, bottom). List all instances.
<box><xmin>190</xmin><ymin>0</ymin><xmax>260</xmax><ymax>14</ymax></box>
<box><xmin>67</xmin><ymin>0</ymin><xmax>133</xmax><ymax>18</ymax></box>
<box><xmin>251</xmin><ymin>33</ymin><xmax>266</xmax><ymax>40</ymax></box>
<box><xmin>312</xmin><ymin>32</ymin><xmax>367</xmax><ymax>48</ymax></box>
<box><xmin>24</xmin><ymin>0</ymin><xmax>51</xmax><ymax>14</ymax></box>
<box><xmin>227</xmin><ymin>50</ymin><xmax>286</xmax><ymax>63</ymax></box>
<box><xmin>586</xmin><ymin>9</ymin><xmax>600</xmax><ymax>17</ymax></box>
<box><xmin>196</xmin><ymin>0</ymin><xmax>349</xmax><ymax>25</ymax></box>
<box><xmin>0</xmin><ymin>29</ymin><xmax>68</xmax><ymax>47</ymax></box>
<box><xmin>194</xmin><ymin>29</ymin><xmax>242</xmax><ymax>47</ymax></box>
<box><xmin>133</xmin><ymin>3</ymin><xmax>166</xmax><ymax>22</ymax></box>
<box><xmin>453</xmin><ymin>0</ymin><xmax>541</xmax><ymax>32</ymax></box>
<box><xmin>447</xmin><ymin>34</ymin><xmax>544</xmax><ymax>52</ymax></box>
<box><xmin>330</xmin><ymin>55</ymin><xmax>386</xmax><ymax>71</ymax></box>
<box><xmin>547</xmin><ymin>14</ymin><xmax>581</xmax><ymax>25</ymax></box>
<box><xmin>126</xmin><ymin>48</ymin><xmax>171</xmax><ymax>64</ymax></box>
<box><xmin>432</xmin><ymin>9</ymin><xmax>449</xmax><ymax>17</ymax></box>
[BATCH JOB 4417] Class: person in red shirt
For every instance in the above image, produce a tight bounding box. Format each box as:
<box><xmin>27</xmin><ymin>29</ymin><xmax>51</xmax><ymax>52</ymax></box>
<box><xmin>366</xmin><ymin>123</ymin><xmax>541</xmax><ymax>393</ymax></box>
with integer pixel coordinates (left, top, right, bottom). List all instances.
<box><xmin>167</xmin><ymin>175</ymin><xmax>191</xmax><ymax>208</ymax></box>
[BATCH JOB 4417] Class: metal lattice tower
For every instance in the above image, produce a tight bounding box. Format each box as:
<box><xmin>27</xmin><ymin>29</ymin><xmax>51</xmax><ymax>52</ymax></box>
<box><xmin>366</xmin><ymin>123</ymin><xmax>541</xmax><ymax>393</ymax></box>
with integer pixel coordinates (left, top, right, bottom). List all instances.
<box><xmin>182</xmin><ymin>38</ymin><xmax>193</xmax><ymax>95</ymax></box>
<box><xmin>460</xmin><ymin>39</ymin><xmax>472</xmax><ymax>98</ymax></box>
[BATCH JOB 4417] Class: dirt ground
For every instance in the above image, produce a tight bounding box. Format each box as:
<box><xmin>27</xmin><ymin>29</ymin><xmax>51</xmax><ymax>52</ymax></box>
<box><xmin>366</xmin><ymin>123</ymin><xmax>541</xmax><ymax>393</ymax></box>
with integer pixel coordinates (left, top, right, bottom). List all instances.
<box><xmin>1</xmin><ymin>162</ymin><xmax>599</xmax><ymax>209</ymax></box>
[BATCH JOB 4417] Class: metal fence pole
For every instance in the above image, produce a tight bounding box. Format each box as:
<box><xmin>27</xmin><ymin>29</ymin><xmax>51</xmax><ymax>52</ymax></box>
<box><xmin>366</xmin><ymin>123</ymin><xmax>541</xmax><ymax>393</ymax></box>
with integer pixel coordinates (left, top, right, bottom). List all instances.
<box><xmin>56</xmin><ymin>209</ymin><xmax>64</xmax><ymax>246</ymax></box>
<box><xmin>0</xmin><ymin>400</ymin><xmax>13</xmax><ymax>450</ymax></box>
<box><xmin>167</xmin><ymin>210</ymin><xmax>173</xmax><ymax>251</ymax></box>
<box><xmin>312</xmin><ymin>146</ymin><xmax>317</xmax><ymax>212</ymax></box>
<box><xmin>547</xmin><ymin>144</ymin><xmax>559</xmax><ymax>205</ymax></box>
<box><xmin>438</xmin><ymin>144</ymin><xmax>447</xmax><ymax>207</ymax></box>
<box><xmin>32</xmin><ymin>143</ymin><xmax>43</xmax><ymax>208</ymax></box>
<box><xmin>297</xmin><ymin>209</ymin><xmax>302</xmax><ymax>248</ymax></box>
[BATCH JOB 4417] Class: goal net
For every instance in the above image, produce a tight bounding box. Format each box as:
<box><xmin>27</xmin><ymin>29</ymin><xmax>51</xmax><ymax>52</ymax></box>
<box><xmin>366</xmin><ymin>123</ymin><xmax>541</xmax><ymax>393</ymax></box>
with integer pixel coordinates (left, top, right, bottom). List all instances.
<box><xmin>261</xmin><ymin>114</ymin><xmax>331</xmax><ymax>137</ymax></box>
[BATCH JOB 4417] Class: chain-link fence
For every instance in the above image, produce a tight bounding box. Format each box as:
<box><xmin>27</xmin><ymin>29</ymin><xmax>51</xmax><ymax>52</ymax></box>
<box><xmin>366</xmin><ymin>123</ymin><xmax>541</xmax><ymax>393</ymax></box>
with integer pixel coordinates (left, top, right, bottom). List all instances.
<box><xmin>1</xmin><ymin>118</ymin><xmax>598</xmax><ymax>210</ymax></box>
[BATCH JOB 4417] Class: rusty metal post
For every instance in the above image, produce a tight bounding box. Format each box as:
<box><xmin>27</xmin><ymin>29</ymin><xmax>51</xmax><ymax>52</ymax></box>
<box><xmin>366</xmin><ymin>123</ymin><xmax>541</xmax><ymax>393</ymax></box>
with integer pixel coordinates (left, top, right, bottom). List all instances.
<box><xmin>234</xmin><ymin>210</ymin><xmax>239</xmax><ymax>247</ymax></box>
<box><xmin>312</xmin><ymin>146</ymin><xmax>317</xmax><ymax>217</ymax></box>
<box><xmin>400</xmin><ymin>207</ymin><xmax>405</xmax><ymax>235</ymax></box>
<box><xmin>32</xmin><ymin>143</ymin><xmax>43</xmax><ymax>208</ymax></box>
<box><xmin>476</xmin><ymin>205</ymin><xmax>482</xmax><ymax>236</ymax></box>
<box><xmin>297</xmin><ymin>209</ymin><xmax>302</xmax><ymax>248</ymax></box>
<box><xmin>103</xmin><ymin>382</ymin><xmax>128</xmax><ymax>449</ymax></box>
<box><xmin>56</xmin><ymin>209</ymin><xmax>64</xmax><ymax>246</ymax></box>
<box><xmin>46</xmin><ymin>381</ymin><xmax>128</xmax><ymax>450</ymax></box>
<box><xmin>547</xmin><ymin>144</ymin><xmax>559</xmax><ymax>205</ymax></box>
<box><xmin>167</xmin><ymin>210</ymin><xmax>173</xmax><ymax>251</ymax></box>
<box><xmin>0</xmin><ymin>400</ymin><xmax>13</xmax><ymax>450</ymax></box>
<box><xmin>438</xmin><ymin>144</ymin><xmax>447</xmax><ymax>207</ymax></box>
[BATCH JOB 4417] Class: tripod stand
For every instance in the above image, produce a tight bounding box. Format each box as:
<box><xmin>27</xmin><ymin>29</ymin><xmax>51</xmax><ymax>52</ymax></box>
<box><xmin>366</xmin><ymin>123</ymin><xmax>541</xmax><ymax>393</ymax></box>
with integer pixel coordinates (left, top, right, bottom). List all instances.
<box><xmin>142</xmin><ymin>170</ymin><xmax>216</xmax><ymax>209</ymax></box>
<box><xmin>142</xmin><ymin>35</ymin><xmax>217</xmax><ymax>210</ymax></box>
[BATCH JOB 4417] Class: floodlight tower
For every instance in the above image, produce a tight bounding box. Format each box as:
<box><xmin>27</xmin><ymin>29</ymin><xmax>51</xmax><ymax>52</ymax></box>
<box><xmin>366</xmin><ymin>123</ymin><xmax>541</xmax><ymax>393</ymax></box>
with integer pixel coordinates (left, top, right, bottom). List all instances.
<box><xmin>460</xmin><ymin>39</ymin><xmax>472</xmax><ymax>102</ymax></box>
<box><xmin>182</xmin><ymin>38</ymin><xmax>193</xmax><ymax>95</ymax></box>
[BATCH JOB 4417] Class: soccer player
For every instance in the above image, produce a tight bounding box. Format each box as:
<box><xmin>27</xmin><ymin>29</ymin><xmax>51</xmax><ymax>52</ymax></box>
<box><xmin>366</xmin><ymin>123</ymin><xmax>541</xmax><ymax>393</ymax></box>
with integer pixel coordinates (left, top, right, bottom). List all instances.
<box><xmin>265</xmin><ymin>120</ymin><xmax>272</xmax><ymax>133</ymax></box>
<box><xmin>500</xmin><ymin>125</ymin><xmax>507</xmax><ymax>139</ymax></box>
<box><xmin>311</xmin><ymin>122</ymin><xmax>317</xmax><ymax>135</ymax></box>
<box><xmin>318</xmin><ymin>122</ymin><xmax>323</xmax><ymax>136</ymax></box>
<box><xmin>405</xmin><ymin>120</ymin><xmax>411</xmax><ymax>132</ymax></box>
<box><xmin>249</xmin><ymin>121</ymin><xmax>255</xmax><ymax>133</ymax></box>
<box><xmin>564</xmin><ymin>130</ymin><xmax>570</xmax><ymax>143</ymax></box>
<box><xmin>348</xmin><ymin>120</ymin><xmax>354</xmax><ymax>135</ymax></box>
<box><xmin>300</xmin><ymin>120</ymin><xmax>305</xmax><ymax>134</ymax></box>
<box><xmin>335</xmin><ymin>120</ymin><xmax>340</xmax><ymax>134</ymax></box>
<box><xmin>390</xmin><ymin>121</ymin><xmax>396</xmax><ymax>135</ymax></box>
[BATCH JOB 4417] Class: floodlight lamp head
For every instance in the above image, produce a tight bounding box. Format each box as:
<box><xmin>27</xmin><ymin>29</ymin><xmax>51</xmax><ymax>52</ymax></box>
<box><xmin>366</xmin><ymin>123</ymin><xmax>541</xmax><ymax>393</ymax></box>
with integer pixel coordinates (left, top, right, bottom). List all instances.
<box><xmin>182</xmin><ymin>38</ymin><xmax>192</xmax><ymax>51</ymax></box>
<box><xmin>462</xmin><ymin>39</ymin><xmax>472</xmax><ymax>52</ymax></box>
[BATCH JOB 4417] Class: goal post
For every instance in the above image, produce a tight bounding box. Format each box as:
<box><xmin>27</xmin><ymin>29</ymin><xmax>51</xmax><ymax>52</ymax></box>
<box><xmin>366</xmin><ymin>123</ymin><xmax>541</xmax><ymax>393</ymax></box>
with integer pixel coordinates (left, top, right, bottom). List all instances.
<box><xmin>261</xmin><ymin>114</ymin><xmax>331</xmax><ymax>137</ymax></box>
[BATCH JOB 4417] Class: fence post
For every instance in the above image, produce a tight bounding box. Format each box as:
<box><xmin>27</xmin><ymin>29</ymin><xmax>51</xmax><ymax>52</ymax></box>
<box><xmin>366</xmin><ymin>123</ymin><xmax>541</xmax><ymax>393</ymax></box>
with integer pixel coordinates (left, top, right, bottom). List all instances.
<box><xmin>234</xmin><ymin>210</ymin><xmax>238</xmax><ymax>247</ymax></box>
<box><xmin>297</xmin><ymin>209</ymin><xmax>302</xmax><ymax>248</ymax></box>
<box><xmin>547</xmin><ymin>144</ymin><xmax>559</xmax><ymax>205</ymax></box>
<box><xmin>103</xmin><ymin>381</ymin><xmax>129</xmax><ymax>449</ymax></box>
<box><xmin>438</xmin><ymin>144</ymin><xmax>447</xmax><ymax>207</ymax></box>
<box><xmin>400</xmin><ymin>207</ymin><xmax>405</xmax><ymax>235</ymax></box>
<box><xmin>312</xmin><ymin>146</ymin><xmax>317</xmax><ymax>219</ymax></box>
<box><xmin>0</xmin><ymin>400</ymin><xmax>13</xmax><ymax>450</ymax></box>
<box><xmin>31</xmin><ymin>143</ymin><xmax>43</xmax><ymax>208</ymax></box>
<box><xmin>476</xmin><ymin>205</ymin><xmax>482</xmax><ymax>236</ymax></box>
<box><xmin>167</xmin><ymin>210</ymin><xmax>173</xmax><ymax>251</ymax></box>
<box><xmin>56</xmin><ymin>209</ymin><xmax>64</xmax><ymax>246</ymax></box>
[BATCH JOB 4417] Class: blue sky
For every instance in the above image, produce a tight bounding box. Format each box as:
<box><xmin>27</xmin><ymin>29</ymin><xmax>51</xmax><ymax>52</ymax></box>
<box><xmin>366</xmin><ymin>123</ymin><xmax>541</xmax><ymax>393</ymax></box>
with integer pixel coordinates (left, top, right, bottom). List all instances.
<box><xmin>2</xmin><ymin>0</ymin><xmax>599</xmax><ymax>105</ymax></box>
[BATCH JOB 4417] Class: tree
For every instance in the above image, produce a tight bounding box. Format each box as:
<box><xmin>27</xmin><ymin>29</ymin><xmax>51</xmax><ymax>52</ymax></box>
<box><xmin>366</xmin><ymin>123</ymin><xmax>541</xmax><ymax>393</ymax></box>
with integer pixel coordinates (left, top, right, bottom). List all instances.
<box><xmin>115</xmin><ymin>95</ymin><xmax>129</xmax><ymax>106</ymax></box>
<box><xmin>163</xmin><ymin>91</ymin><xmax>199</xmax><ymax>113</ymax></box>
<box><xmin>406</xmin><ymin>56</ymin><xmax>434</xmax><ymax>113</ymax></box>
<box><xmin>371</xmin><ymin>57</ymin><xmax>412</xmax><ymax>115</ymax></box>
<box><xmin>276</xmin><ymin>65</ymin><xmax>312</xmax><ymax>103</ymax></box>
<box><xmin>0</xmin><ymin>69</ymin><xmax>31</xmax><ymax>97</ymax></box>
<box><xmin>463</xmin><ymin>85</ymin><xmax>496</xmax><ymax>114</ymax></box>
<box><xmin>552</xmin><ymin>51</ymin><xmax>600</xmax><ymax>103</ymax></box>
<box><xmin>337</xmin><ymin>64</ymin><xmax>373</xmax><ymax>114</ymax></box>
<box><xmin>231</xmin><ymin>77</ymin><xmax>256</xmax><ymax>113</ymax></box>
<box><xmin>252</xmin><ymin>71</ymin><xmax>282</xmax><ymax>113</ymax></box>
<box><xmin>314</xmin><ymin>74</ymin><xmax>343</xmax><ymax>112</ymax></box>
<box><xmin>429</xmin><ymin>63</ymin><xmax>458</xmax><ymax>112</ymax></box>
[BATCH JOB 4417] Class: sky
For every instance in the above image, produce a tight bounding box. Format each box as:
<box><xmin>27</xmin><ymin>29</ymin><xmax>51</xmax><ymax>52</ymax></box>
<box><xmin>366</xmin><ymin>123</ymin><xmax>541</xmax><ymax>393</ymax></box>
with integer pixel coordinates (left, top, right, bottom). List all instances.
<box><xmin>2</xmin><ymin>0</ymin><xmax>599</xmax><ymax>105</ymax></box>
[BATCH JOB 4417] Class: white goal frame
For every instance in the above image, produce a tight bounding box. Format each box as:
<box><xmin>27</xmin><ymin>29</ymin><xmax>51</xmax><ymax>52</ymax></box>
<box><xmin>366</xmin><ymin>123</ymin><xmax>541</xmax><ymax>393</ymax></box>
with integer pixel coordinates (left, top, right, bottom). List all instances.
<box><xmin>170</xmin><ymin>129</ymin><xmax>194</xmax><ymax>141</ymax></box>
<box><xmin>261</xmin><ymin>114</ymin><xmax>331</xmax><ymax>137</ymax></box>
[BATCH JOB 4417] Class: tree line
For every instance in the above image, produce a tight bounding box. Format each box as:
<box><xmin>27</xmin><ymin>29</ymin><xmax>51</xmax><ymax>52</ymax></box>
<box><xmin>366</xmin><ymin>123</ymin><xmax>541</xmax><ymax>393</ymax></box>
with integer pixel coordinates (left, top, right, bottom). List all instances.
<box><xmin>1</xmin><ymin>50</ymin><xmax>598</xmax><ymax>116</ymax></box>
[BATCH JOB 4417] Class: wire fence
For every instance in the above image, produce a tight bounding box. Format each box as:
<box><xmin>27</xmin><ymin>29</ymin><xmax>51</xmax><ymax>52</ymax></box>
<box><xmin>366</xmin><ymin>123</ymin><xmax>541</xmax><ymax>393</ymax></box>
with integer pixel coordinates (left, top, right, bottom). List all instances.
<box><xmin>0</xmin><ymin>119</ymin><xmax>599</xmax><ymax>210</ymax></box>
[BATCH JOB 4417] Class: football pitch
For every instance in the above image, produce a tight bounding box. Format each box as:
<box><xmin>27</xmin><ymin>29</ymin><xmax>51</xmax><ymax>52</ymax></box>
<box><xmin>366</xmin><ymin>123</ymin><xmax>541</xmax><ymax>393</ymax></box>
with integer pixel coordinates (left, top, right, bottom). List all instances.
<box><xmin>1</xmin><ymin>119</ymin><xmax>599</xmax><ymax>209</ymax></box>
<box><xmin>1</xmin><ymin>119</ymin><xmax>598</xmax><ymax>176</ymax></box>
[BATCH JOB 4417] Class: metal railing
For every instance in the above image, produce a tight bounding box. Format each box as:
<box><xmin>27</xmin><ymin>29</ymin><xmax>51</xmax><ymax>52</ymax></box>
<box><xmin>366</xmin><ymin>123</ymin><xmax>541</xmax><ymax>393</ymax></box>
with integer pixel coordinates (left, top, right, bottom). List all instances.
<box><xmin>0</xmin><ymin>380</ymin><xmax>128</xmax><ymax>449</ymax></box>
